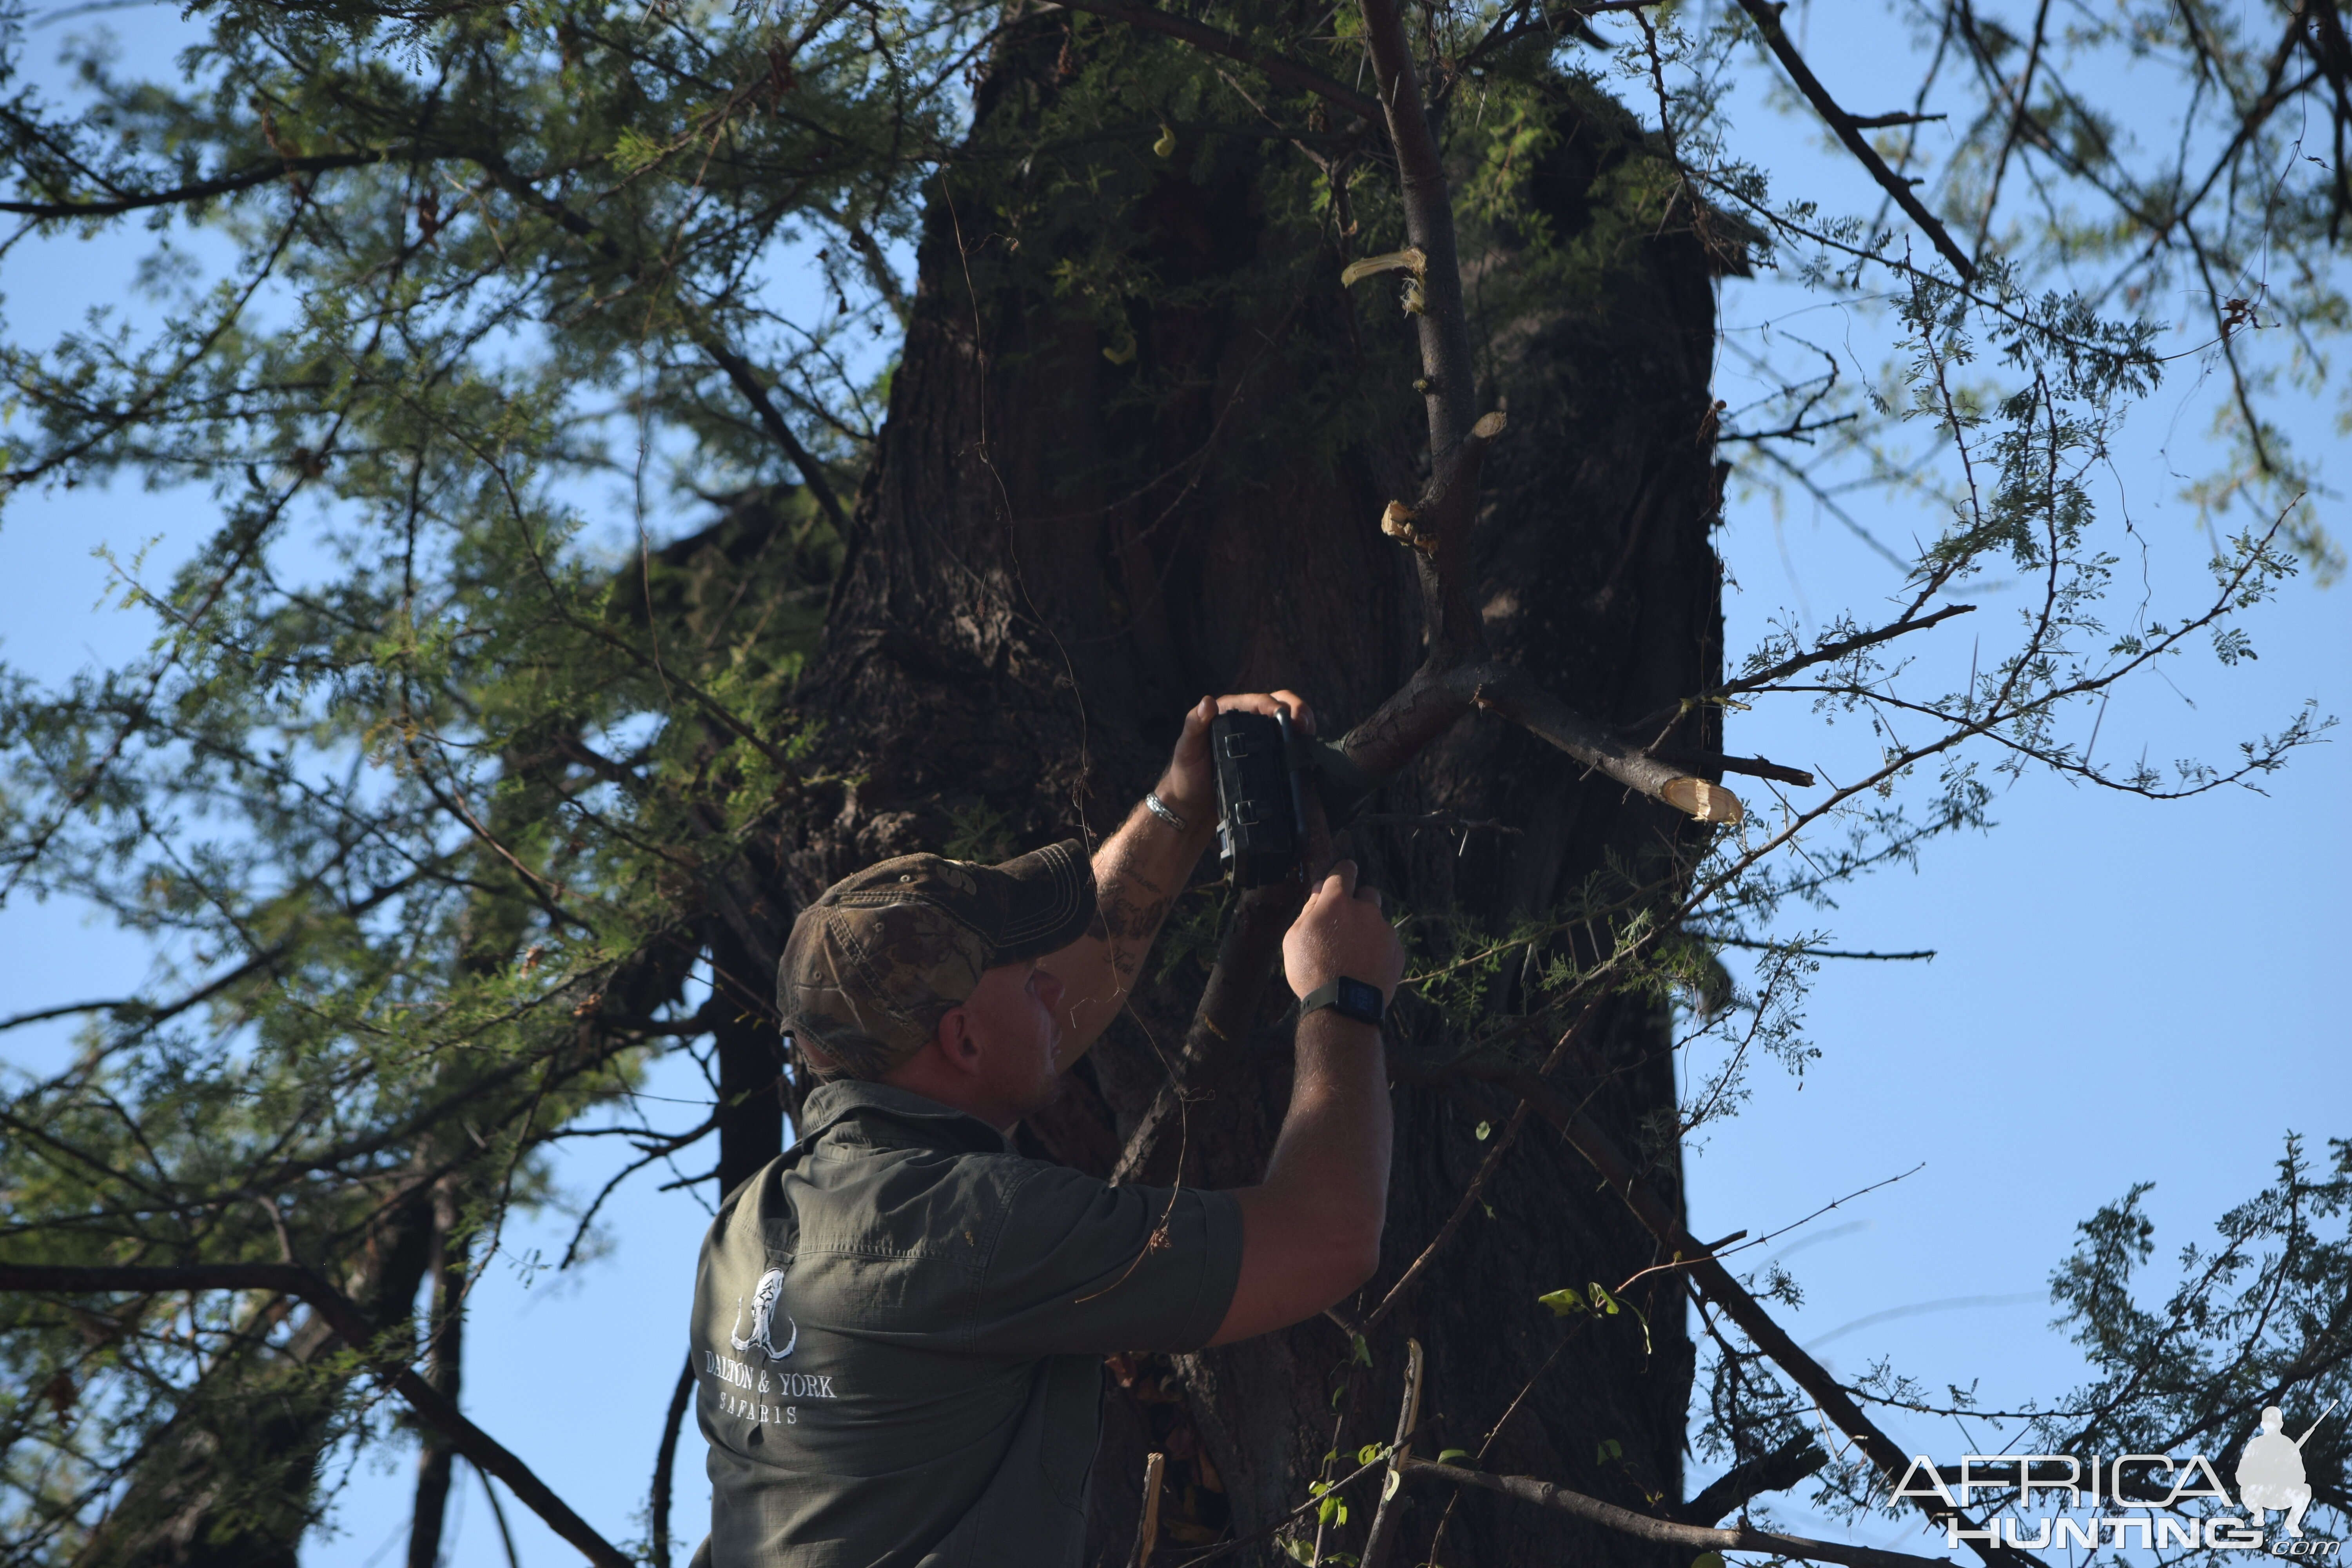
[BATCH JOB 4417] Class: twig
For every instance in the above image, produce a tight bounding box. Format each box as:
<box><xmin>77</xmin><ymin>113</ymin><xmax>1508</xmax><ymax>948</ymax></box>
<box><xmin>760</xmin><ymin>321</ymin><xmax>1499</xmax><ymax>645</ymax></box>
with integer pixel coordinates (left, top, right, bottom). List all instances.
<box><xmin>1349</xmin><ymin>811</ymin><xmax>1523</xmax><ymax>835</ymax></box>
<box><xmin>1361</xmin><ymin>1004</ymin><xmax>1601</xmax><ymax>1332</ymax></box>
<box><xmin>1699</xmin><ymin>934</ymin><xmax>1935</xmax><ymax>962</ymax></box>
<box><xmin>1731</xmin><ymin>0</ymin><xmax>1978</xmax><ymax>279</ymax></box>
<box><xmin>474</xmin><ymin>1460</ymin><xmax>524</xmax><ymax>1568</ymax></box>
<box><xmin>1622</xmin><ymin>602</ymin><xmax>1976</xmax><ymax>741</ymax></box>
<box><xmin>1358</xmin><ymin>1339</ymin><xmax>1425</xmax><ymax>1568</ymax></box>
<box><xmin>1399</xmin><ymin>1457</ymin><xmax>1959</xmax><ymax>1568</ymax></box>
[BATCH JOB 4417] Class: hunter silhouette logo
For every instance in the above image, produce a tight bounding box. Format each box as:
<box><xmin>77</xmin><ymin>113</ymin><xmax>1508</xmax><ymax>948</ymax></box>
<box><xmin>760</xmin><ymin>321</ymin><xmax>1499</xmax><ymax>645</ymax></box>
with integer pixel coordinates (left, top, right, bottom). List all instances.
<box><xmin>731</xmin><ymin>1268</ymin><xmax>799</xmax><ymax>1361</ymax></box>
<box><xmin>2241</xmin><ymin>1401</ymin><xmax>2337</xmax><ymax>1539</ymax></box>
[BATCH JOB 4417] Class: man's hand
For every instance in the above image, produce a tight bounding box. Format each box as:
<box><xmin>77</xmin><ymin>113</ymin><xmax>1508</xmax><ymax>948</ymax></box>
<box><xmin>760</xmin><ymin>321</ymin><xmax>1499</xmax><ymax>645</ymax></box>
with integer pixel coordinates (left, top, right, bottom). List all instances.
<box><xmin>1044</xmin><ymin>689</ymin><xmax>1323</xmax><ymax>1073</ymax></box>
<box><xmin>1154</xmin><ymin>690</ymin><xmax>1316</xmax><ymax>832</ymax></box>
<box><xmin>1281</xmin><ymin>860</ymin><xmax>1405</xmax><ymax>1003</ymax></box>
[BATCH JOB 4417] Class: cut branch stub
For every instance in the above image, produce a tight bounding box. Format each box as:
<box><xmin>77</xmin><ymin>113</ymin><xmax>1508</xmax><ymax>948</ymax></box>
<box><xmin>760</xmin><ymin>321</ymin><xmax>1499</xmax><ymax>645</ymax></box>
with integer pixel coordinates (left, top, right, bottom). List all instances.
<box><xmin>1335</xmin><ymin>662</ymin><xmax>1746</xmax><ymax>825</ymax></box>
<box><xmin>1475</xmin><ymin>668</ymin><xmax>1744</xmax><ymax>824</ymax></box>
<box><xmin>1659</xmin><ymin>777</ymin><xmax>1743</xmax><ymax>825</ymax></box>
<box><xmin>1379</xmin><ymin>500</ymin><xmax>1436</xmax><ymax>555</ymax></box>
<box><xmin>1339</xmin><ymin>246</ymin><xmax>1428</xmax><ymax>288</ymax></box>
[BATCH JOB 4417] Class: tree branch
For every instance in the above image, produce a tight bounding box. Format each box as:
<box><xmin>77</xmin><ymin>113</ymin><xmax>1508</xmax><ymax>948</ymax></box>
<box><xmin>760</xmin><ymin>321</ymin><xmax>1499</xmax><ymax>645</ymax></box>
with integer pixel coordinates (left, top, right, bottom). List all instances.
<box><xmin>1648</xmin><ymin>751</ymin><xmax>1815</xmax><ymax>788</ymax></box>
<box><xmin>0</xmin><ymin>1264</ymin><xmax>631</xmax><ymax>1568</ymax></box>
<box><xmin>1499</xmin><ymin>1079</ymin><xmax>2043</xmax><ymax>1568</ymax></box>
<box><xmin>1341</xmin><ymin>662</ymin><xmax>1746</xmax><ymax>824</ymax></box>
<box><xmin>465</xmin><ymin>148</ymin><xmax>848</xmax><ymax>534</ymax></box>
<box><xmin>1621</xmin><ymin>601</ymin><xmax>1976</xmax><ymax>742</ymax></box>
<box><xmin>1731</xmin><ymin>0</ymin><xmax>1978</xmax><ymax>279</ymax></box>
<box><xmin>1359</xmin><ymin>1338</ymin><xmax>1426</xmax><ymax>1568</ymax></box>
<box><xmin>652</xmin><ymin>1353</ymin><xmax>695</xmax><ymax>1568</ymax></box>
<box><xmin>1681</xmin><ymin>1434</ymin><xmax>1828</xmax><ymax>1525</ymax></box>
<box><xmin>0</xmin><ymin>149</ymin><xmax>408</xmax><ymax>217</ymax></box>
<box><xmin>1399</xmin><ymin>1457</ymin><xmax>1956</xmax><ymax>1568</ymax></box>
<box><xmin>1049</xmin><ymin>0</ymin><xmax>1380</xmax><ymax>122</ymax></box>
<box><xmin>1354</xmin><ymin>0</ymin><xmax>1493</xmax><ymax>661</ymax></box>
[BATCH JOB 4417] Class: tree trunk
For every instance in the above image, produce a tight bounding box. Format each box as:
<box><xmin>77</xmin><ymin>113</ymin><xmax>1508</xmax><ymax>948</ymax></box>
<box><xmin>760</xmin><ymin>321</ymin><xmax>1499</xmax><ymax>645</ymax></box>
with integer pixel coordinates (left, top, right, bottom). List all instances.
<box><xmin>780</xmin><ymin>50</ymin><xmax>1726</xmax><ymax>1567</ymax></box>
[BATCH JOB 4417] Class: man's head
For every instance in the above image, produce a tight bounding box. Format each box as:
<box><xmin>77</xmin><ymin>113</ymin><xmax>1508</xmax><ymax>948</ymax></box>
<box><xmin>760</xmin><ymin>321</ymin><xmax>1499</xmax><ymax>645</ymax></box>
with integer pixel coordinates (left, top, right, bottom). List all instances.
<box><xmin>777</xmin><ymin>841</ymin><xmax>1094</xmax><ymax>1126</ymax></box>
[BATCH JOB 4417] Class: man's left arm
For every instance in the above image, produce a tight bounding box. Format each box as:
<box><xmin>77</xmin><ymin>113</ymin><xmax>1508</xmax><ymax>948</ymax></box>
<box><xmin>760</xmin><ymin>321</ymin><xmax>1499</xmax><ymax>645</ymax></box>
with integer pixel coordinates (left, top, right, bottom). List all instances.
<box><xmin>1046</xmin><ymin>690</ymin><xmax>1312</xmax><ymax>1070</ymax></box>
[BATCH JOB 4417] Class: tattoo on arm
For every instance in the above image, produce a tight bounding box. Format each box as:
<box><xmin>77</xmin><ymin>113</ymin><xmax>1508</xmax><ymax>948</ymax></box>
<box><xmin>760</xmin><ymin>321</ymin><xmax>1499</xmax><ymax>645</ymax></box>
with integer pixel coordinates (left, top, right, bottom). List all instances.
<box><xmin>1092</xmin><ymin>864</ymin><xmax>1171</xmax><ymax>978</ymax></box>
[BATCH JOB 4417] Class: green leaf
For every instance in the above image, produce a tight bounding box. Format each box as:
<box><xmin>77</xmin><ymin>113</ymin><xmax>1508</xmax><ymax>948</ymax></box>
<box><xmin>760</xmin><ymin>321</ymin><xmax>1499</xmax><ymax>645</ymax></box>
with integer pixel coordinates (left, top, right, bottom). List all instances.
<box><xmin>1694</xmin><ymin>1554</ymin><xmax>1728</xmax><ymax>1568</ymax></box>
<box><xmin>1474</xmin><ymin>1119</ymin><xmax>1492</xmax><ymax>1141</ymax></box>
<box><xmin>1383</xmin><ymin>1469</ymin><xmax>1401</xmax><ymax>1500</ymax></box>
<box><xmin>1538</xmin><ymin>1286</ymin><xmax>1586</xmax><ymax>1316</ymax></box>
<box><xmin>1437</xmin><ymin>1448</ymin><xmax>1470</xmax><ymax>1465</ymax></box>
<box><xmin>1597</xmin><ymin>1437</ymin><xmax>1623</xmax><ymax>1464</ymax></box>
<box><xmin>1359</xmin><ymin>1443</ymin><xmax>1385</xmax><ymax>1466</ymax></box>
<box><xmin>1352</xmin><ymin>1333</ymin><xmax>1372</xmax><ymax>1367</ymax></box>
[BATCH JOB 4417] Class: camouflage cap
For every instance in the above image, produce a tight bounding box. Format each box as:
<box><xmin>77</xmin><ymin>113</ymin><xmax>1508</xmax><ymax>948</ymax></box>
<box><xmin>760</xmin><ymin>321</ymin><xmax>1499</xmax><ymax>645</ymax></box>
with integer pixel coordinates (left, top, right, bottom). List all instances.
<box><xmin>778</xmin><ymin>840</ymin><xmax>1096</xmax><ymax>1080</ymax></box>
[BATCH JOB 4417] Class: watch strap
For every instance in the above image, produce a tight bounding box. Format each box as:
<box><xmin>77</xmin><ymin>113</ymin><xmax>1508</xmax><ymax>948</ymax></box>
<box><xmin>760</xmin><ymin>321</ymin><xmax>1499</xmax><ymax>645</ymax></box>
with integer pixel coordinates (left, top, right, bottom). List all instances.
<box><xmin>1299</xmin><ymin>976</ymin><xmax>1386</xmax><ymax>1027</ymax></box>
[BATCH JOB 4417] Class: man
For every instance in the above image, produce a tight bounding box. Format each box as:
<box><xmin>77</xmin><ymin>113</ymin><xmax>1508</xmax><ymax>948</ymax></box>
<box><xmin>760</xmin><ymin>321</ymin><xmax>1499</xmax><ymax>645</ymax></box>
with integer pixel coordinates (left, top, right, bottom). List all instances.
<box><xmin>688</xmin><ymin>692</ymin><xmax>1403</xmax><ymax>1566</ymax></box>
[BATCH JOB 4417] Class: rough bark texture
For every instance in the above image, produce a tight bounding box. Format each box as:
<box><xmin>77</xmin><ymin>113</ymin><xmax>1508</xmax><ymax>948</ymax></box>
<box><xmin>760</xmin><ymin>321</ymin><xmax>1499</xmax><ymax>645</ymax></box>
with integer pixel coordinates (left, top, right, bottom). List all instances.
<box><xmin>777</xmin><ymin>54</ymin><xmax>1728</xmax><ymax>1568</ymax></box>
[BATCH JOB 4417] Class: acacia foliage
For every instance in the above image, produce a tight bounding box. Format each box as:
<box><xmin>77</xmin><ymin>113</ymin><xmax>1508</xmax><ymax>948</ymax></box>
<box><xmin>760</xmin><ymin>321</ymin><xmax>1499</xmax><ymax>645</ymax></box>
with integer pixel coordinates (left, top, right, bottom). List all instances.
<box><xmin>0</xmin><ymin>0</ymin><xmax>2343</xmax><ymax>1563</ymax></box>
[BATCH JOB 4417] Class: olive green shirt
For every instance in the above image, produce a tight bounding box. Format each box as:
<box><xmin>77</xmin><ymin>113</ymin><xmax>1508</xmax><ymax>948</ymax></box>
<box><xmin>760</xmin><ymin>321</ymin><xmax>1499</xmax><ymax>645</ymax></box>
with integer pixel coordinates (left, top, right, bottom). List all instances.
<box><xmin>689</xmin><ymin>1080</ymin><xmax>1245</xmax><ymax>1567</ymax></box>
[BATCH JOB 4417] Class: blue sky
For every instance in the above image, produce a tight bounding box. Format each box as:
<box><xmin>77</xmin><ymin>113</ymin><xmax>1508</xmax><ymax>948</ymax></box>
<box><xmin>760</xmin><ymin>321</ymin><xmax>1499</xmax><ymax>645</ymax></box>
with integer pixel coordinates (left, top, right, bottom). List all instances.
<box><xmin>2</xmin><ymin>3</ymin><xmax>2347</xmax><ymax>1564</ymax></box>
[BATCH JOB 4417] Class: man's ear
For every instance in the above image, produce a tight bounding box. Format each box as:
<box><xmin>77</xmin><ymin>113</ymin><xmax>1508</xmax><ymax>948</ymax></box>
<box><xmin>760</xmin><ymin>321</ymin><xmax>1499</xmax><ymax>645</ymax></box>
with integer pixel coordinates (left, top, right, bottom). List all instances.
<box><xmin>931</xmin><ymin>1006</ymin><xmax>984</xmax><ymax>1076</ymax></box>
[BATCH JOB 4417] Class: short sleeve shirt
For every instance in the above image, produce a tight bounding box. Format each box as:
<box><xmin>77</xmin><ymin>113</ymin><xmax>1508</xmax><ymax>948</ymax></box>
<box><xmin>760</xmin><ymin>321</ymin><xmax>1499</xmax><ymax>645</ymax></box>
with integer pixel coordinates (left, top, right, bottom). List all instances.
<box><xmin>690</xmin><ymin>1080</ymin><xmax>1245</xmax><ymax>1567</ymax></box>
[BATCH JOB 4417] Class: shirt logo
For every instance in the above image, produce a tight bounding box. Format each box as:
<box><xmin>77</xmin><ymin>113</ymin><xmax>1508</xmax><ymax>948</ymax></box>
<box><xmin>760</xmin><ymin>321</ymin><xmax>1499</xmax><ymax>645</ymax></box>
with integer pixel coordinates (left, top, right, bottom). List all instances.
<box><xmin>730</xmin><ymin>1267</ymin><xmax>798</xmax><ymax>1361</ymax></box>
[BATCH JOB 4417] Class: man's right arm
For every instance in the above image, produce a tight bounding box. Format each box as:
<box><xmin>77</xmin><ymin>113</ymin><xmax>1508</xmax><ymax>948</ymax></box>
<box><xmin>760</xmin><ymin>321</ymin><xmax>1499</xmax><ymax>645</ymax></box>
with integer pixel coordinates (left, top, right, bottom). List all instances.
<box><xmin>1209</xmin><ymin>861</ymin><xmax>1402</xmax><ymax>1346</ymax></box>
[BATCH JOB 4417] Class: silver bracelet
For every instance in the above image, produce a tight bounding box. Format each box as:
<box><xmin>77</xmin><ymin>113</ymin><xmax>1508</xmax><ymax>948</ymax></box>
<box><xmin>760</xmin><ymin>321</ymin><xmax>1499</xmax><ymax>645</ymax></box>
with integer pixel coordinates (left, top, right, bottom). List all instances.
<box><xmin>1143</xmin><ymin>791</ymin><xmax>1188</xmax><ymax>833</ymax></box>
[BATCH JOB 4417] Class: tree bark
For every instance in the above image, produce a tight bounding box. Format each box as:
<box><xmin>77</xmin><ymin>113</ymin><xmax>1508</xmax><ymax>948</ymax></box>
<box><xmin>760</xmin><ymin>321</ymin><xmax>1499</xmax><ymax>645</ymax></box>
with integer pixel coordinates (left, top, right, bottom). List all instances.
<box><xmin>777</xmin><ymin>44</ymin><xmax>1729</xmax><ymax>1568</ymax></box>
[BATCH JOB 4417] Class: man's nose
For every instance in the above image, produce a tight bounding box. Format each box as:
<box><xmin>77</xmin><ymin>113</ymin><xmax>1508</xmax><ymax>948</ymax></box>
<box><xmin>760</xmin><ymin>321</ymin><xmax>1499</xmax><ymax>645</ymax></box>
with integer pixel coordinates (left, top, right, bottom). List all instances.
<box><xmin>1036</xmin><ymin>967</ymin><xmax>1066</xmax><ymax>1009</ymax></box>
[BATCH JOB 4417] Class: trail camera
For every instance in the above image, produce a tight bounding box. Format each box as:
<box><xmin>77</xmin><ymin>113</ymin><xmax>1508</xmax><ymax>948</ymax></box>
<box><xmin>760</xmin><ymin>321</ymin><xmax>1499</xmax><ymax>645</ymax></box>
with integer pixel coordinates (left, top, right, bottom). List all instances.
<box><xmin>1211</xmin><ymin>710</ymin><xmax>1307</xmax><ymax>887</ymax></box>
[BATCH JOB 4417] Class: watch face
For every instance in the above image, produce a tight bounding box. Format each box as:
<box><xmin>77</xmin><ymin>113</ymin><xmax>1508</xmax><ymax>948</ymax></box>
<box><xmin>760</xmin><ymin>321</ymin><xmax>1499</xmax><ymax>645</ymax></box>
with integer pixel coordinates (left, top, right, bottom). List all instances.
<box><xmin>1338</xmin><ymin>978</ymin><xmax>1383</xmax><ymax>1022</ymax></box>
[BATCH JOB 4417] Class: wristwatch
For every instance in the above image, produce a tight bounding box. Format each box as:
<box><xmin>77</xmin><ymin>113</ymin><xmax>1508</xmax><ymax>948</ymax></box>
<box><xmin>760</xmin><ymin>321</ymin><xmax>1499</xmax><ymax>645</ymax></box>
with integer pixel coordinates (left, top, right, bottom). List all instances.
<box><xmin>1299</xmin><ymin>977</ymin><xmax>1387</xmax><ymax>1028</ymax></box>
